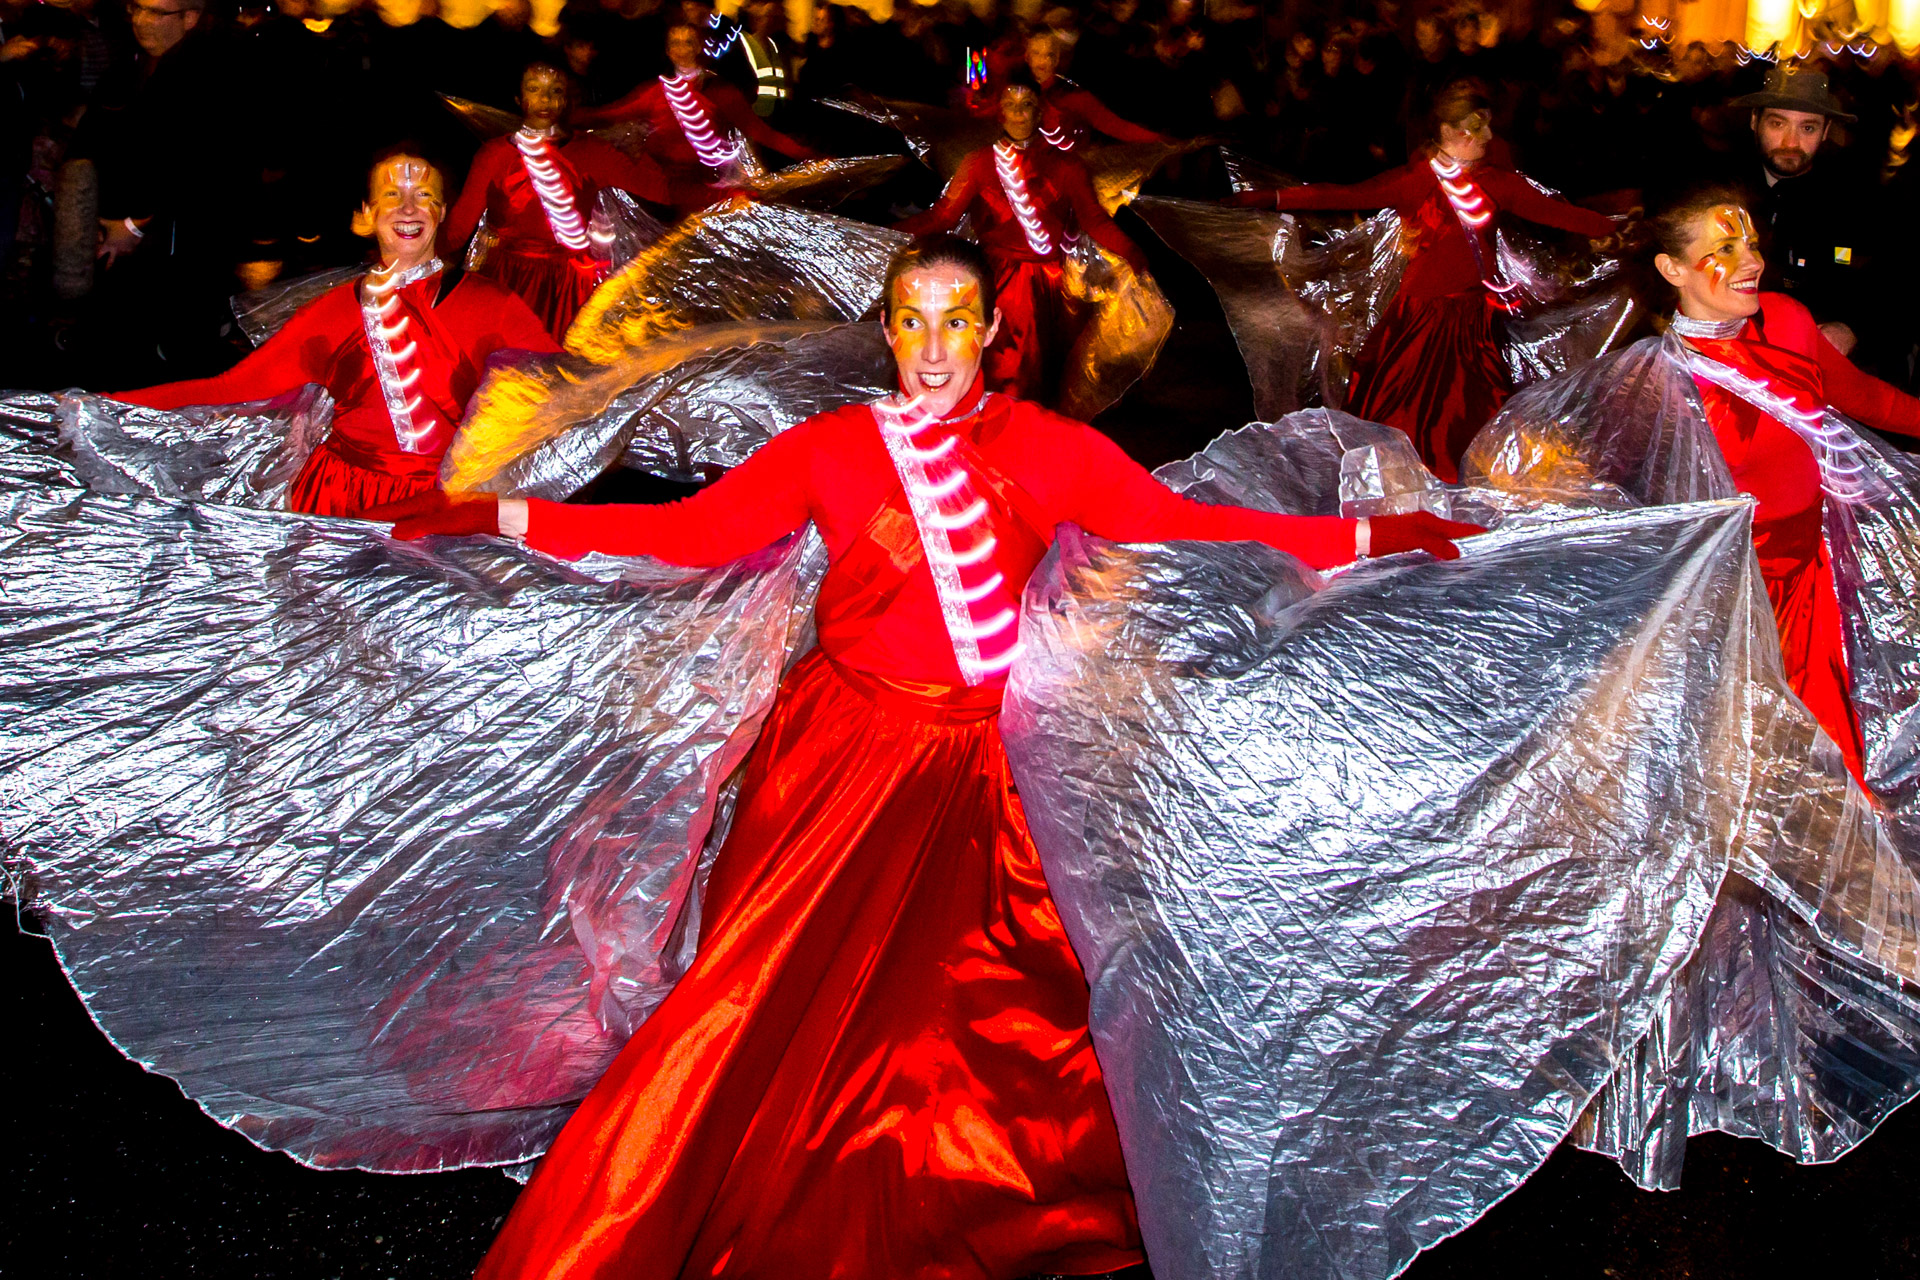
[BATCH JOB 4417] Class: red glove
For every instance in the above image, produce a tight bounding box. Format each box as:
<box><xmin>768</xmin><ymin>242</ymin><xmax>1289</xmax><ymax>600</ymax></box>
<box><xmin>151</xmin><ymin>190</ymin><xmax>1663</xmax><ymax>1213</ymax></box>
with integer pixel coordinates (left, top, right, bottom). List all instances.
<box><xmin>1365</xmin><ymin>512</ymin><xmax>1484</xmax><ymax>561</ymax></box>
<box><xmin>1223</xmin><ymin>188</ymin><xmax>1278</xmax><ymax>209</ymax></box>
<box><xmin>363</xmin><ymin>490</ymin><xmax>501</xmax><ymax>541</ymax></box>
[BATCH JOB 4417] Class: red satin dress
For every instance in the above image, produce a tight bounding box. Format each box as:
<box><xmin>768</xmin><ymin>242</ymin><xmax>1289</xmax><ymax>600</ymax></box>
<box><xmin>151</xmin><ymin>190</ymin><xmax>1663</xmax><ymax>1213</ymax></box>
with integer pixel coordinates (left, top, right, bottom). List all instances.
<box><xmin>896</xmin><ymin>141</ymin><xmax>1147</xmax><ymax>408</ymax></box>
<box><xmin>477</xmin><ymin>379</ymin><xmax>1359</xmax><ymax>1280</ymax></box>
<box><xmin>1685</xmin><ymin>293</ymin><xmax>1920</xmax><ymax>783</ymax></box>
<box><xmin>574</xmin><ymin>71</ymin><xmax>819</xmax><ymax>215</ymax></box>
<box><xmin>1273</xmin><ymin>156</ymin><xmax>1614</xmax><ymax>482</ymax></box>
<box><xmin>444</xmin><ymin>132</ymin><xmax>670</xmax><ymax>340</ymax></box>
<box><xmin>116</xmin><ymin>268</ymin><xmax>556</xmax><ymax>517</ymax></box>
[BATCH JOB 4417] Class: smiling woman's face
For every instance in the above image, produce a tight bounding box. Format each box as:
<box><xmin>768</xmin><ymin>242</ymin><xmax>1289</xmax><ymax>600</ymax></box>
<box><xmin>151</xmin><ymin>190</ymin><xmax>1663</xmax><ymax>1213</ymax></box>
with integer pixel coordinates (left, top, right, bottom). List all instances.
<box><xmin>885</xmin><ymin>266</ymin><xmax>1001</xmax><ymax>418</ymax></box>
<box><xmin>1657</xmin><ymin>203</ymin><xmax>1763</xmax><ymax>324</ymax></box>
<box><xmin>362</xmin><ymin>156</ymin><xmax>445</xmax><ymax>271</ymax></box>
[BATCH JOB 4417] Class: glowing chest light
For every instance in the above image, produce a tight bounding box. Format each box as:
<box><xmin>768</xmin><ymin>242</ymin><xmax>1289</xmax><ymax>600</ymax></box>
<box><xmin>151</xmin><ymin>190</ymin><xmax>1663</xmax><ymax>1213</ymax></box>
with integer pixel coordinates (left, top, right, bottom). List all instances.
<box><xmin>513</xmin><ymin>128</ymin><xmax>589</xmax><ymax>251</ymax></box>
<box><xmin>359</xmin><ymin>258</ymin><xmax>444</xmax><ymax>454</ymax></box>
<box><xmin>1428</xmin><ymin>153</ymin><xmax>1522</xmax><ymax>309</ymax></box>
<box><xmin>993</xmin><ymin>141</ymin><xmax>1057</xmax><ymax>258</ymax></box>
<box><xmin>873</xmin><ymin>396</ymin><xmax>1024</xmax><ymax>685</ymax></box>
<box><xmin>661</xmin><ymin>69</ymin><xmax>741</xmax><ymax>169</ymax></box>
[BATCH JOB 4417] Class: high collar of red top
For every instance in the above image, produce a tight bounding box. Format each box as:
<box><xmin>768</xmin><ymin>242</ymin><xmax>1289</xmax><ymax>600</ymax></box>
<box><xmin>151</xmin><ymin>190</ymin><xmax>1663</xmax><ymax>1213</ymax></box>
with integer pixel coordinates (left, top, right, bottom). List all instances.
<box><xmin>891</xmin><ymin>372</ymin><xmax>989</xmax><ymax>427</ymax></box>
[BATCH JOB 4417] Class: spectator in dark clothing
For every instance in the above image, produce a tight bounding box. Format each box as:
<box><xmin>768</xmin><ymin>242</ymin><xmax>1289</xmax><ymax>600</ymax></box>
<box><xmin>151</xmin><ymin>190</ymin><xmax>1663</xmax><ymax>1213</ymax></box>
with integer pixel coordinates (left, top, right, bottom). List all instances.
<box><xmin>76</xmin><ymin>0</ymin><xmax>247</xmax><ymax>380</ymax></box>
<box><xmin>1724</xmin><ymin>65</ymin><xmax>1879</xmax><ymax>359</ymax></box>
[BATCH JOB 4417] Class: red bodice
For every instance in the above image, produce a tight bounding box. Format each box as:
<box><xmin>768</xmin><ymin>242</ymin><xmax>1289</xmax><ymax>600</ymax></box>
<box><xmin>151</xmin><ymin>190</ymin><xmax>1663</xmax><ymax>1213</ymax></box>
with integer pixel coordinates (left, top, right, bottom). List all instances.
<box><xmin>525</xmin><ymin>380</ymin><xmax>1357</xmax><ymax>687</ymax></box>
<box><xmin>117</xmin><ymin>270</ymin><xmax>557</xmax><ymax>476</ymax></box>
<box><xmin>896</xmin><ymin>140</ymin><xmax>1145</xmax><ymax>271</ymax></box>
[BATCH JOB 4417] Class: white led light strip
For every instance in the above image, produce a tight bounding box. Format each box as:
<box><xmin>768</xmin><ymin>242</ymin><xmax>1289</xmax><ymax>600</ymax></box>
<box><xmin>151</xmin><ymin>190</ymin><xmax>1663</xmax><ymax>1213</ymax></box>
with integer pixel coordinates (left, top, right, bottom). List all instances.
<box><xmin>1682</xmin><ymin>344</ymin><xmax>1887</xmax><ymax>504</ymax></box>
<box><xmin>1040</xmin><ymin>124</ymin><xmax>1075</xmax><ymax>152</ymax></box>
<box><xmin>1429</xmin><ymin>154</ymin><xmax>1522</xmax><ymax>304</ymax></box>
<box><xmin>359</xmin><ymin>257</ymin><xmax>444</xmax><ymax>453</ymax></box>
<box><xmin>661</xmin><ymin>69</ymin><xmax>742</xmax><ymax>169</ymax></box>
<box><xmin>873</xmin><ymin>394</ymin><xmax>1023</xmax><ymax>685</ymax></box>
<box><xmin>514</xmin><ymin>128</ymin><xmax>589</xmax><ymax>251</ymax></box>
<box><xmin>994</xmin><ymin>141</ymin><xmax>1055</xmax><ymax>258</ymax></box>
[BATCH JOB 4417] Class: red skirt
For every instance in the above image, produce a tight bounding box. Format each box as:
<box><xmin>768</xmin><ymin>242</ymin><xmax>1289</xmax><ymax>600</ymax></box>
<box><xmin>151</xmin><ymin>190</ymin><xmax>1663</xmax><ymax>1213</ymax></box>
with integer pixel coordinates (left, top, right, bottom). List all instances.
<box><xmin>1769</xmin><ymin>546</ymin><xmax>1867</xmax><ymax>783</ymax></box>
<box><xmin>985</xmin><ymin>256</ymin><xmax>1075</xmax><ymax>407</ymax></box>
<box><xmin>1347</xmin><ymin>289</ymin><xmax>1510</xmax><ymax>484</ymax></box>
<box><xmin>287</xmin><ymin>437</ymin><xmax>440</xmax><ymax>519</ymax></box>
<box><xmin>481</xmin><ymin>243</ymin><xmax>607</xmax><ymax>343</ymax></box>
<box><xmin>475</xmin><ymin>650</ymin><xmax>1143</xmax><ymax>1280</ymax></box>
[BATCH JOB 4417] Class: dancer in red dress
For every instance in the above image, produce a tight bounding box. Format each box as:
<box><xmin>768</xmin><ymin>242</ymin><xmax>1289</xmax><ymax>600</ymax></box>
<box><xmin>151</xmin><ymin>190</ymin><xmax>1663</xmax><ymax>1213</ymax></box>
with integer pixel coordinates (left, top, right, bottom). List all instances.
<box><xmin>443</xmin><ymin>62</ymin><xmax>671</xmax><ymax>341</ymax></box>
<box><xmin>897</xmin><ymin>71</ymin><xmax>1150</xmax><ymax>407</ymax></box>
<box><xmin>114</xmin><ymin>154</ymin><xmax>557</xmax><ymax>518</ymax></box>
<box><xmin>1649</xmin><ymin>187</ymin><xmax>1920</xmax><ymax>782</ymax></box>
<box><xmin>1232</xmin><ymin>82</ymin><xmax>1615</xmax><ymax>482</ymax></box>
<box><xmin>573</xmin><ymin>22</ymin><xmax>821</xmax><ymax>215</ymax></box>
<box><xmin>971</xmin><ymin>30</ymin><xmax>1170</xmax><ymax>153</ymax></box>
<box><xmin>379</xmin><ymin>235</ymin><xmax>1478</xmax><ymax>1280</ymax></box>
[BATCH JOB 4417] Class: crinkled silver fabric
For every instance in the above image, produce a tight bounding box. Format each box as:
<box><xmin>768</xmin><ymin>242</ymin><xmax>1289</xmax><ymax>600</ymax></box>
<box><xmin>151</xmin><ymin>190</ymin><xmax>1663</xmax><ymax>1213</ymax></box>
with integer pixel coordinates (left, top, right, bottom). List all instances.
<box><xmin>1003</xmin><ymin>493</ymin><xmax>1756</xmax><ymax>1280</ymax></box>
<box><xmin>52</xmin><ymin>387</ymin><xmax>333</xmax><ymax>508</ymax></box>
<box><xmin>232</xmin><ymin>266</ymin><xmax>365</xmax><ymax>347</ymax></box>
<box><xmin>0</xmin><ymin>392</ymin><xmax>817</xmax><ymax>1173</ymax></box>
<box><xmin>442</xmin><ymin>321</ymin><xmax>892</xmax><ymax>498</ymax></box>
<box><xmin>563</xmin><ymin>200</ymin><xmax>904</xmax><ymax>364</ymax></box>
<box><xmin>1138</xmin><ymin>179</ymin><xmax>1632</xmax><ymax>423</ymax></box>
<box><xmin>1466</xmin><ymin>334</ymin><xmax>1920</xmax><ymax>1188</ymax></box>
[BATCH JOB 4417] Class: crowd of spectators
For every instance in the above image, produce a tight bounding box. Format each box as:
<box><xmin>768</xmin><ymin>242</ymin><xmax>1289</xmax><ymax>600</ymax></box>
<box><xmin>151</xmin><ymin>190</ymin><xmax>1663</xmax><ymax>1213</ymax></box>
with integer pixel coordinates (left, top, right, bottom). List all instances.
<box><xmin>4</xmin><ymin>0</ymin><xmax>1919</xmax><ymax>391</ymax></box>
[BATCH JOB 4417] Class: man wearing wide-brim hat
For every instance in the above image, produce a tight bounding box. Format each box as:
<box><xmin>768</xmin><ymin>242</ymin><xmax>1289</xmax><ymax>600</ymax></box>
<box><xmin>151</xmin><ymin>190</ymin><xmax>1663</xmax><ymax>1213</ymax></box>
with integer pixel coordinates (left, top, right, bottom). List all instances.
<box><xmin>1726</xmin><ymin>62</ymin><xmax>1875</xmax><ymax>360</ymax></box>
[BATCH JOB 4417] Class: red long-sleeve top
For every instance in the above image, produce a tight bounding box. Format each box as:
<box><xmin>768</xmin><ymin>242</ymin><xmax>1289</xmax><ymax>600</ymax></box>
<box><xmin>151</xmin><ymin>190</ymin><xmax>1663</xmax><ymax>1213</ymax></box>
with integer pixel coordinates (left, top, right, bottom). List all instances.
<box><xmin>116</xmin><ymin>271</ymin><xmax>556</xmax><ymax>471</ymax></box>
<box><xmin>525</xmin><ymin>381</ymin><xmax>1357</xmax><ymax>687</ymax></box>
<box><xmin>968</xmin><ymin>76</ymin><xmax>1168</xmax><ymax>149</ymax></box>
<box><xmin>573</xmin><ymin>72</ymin><xmax>819</xmax><ymax>179</ymax></box>
<box><xmin>895</xmin><ymin>139</ymin><xmax>1146</xmax><ymax>271</ymax></box>
<box><xmin>1272</xmin><ymin>158</ymin><xmax>1614</xmax><ymax>303</ymax></box>
<box><xmin>1692</xmin><ymin>291</ymin><xmax>1920</xmax><ymax>578</ymax></box>
<box><xmin>444</xmin><ymin>133</ymin><xmax>669</xmax><ymax>255</ymax></box>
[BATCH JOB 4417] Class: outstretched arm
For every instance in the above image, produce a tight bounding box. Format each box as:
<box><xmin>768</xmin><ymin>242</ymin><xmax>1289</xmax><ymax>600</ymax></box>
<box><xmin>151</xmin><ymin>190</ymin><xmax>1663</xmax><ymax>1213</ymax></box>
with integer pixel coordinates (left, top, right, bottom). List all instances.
<box><xmin>1263</xmin><ymin>165</ymin><xmax>1424</xmax><ymax>214</ymax></box>
<box><xmin>1055</xmin><ymin>87</ymin><xmax>1169</xmax><ymax>145</ymax></box>
<box><xmin>520</xmin><ymin>421</ymin><xmax>816</xmax><ymax>563</ymax></box>
<box><xmin>895</xmin><ymin>159</ymin><xmax>983</xmax><ymax>236</ymax></box>
<box><xmin>113</xmin><ymin>289</ymin><xmax>349</xmax><ymax>410</ymax></box>
<box><xmin>1059</xmin><ymin>158</ymin><xmax>1147</xmax><ymax>273</ymax></box>
<box><xmin>1817</xmin><ymin>329</ymin><xmax>1920</xmax><ymax>435</ymax></box>
<box><xmin>1479</xmin><ymin>169</ymin><xmax>1615</xmax><ymax>238</ymax></box>
<box><xmin>708</xmin><ymin>80</ymin><xmax>823</xmax><ymax>161</ymax></box>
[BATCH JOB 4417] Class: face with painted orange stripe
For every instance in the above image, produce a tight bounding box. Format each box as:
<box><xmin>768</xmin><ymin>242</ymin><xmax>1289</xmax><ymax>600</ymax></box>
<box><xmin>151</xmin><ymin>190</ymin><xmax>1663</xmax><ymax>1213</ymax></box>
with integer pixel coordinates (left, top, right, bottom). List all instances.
<box><xmin>885</xmin><ymin>267</ymin><xmax>1003</xmax><ymax>418</ymax></box>
<box><xmin>1655</xmin><ymin>203</ymin><xmax>1763</xmax><ymax>326</ymax></box>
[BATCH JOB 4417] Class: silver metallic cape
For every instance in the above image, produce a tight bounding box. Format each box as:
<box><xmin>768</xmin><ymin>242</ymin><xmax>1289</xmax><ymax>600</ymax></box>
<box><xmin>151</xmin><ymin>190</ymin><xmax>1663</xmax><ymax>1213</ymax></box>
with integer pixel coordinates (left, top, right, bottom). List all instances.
<box><xmin>0</xmin><ymin>390</ymin><xmax>817</xmax><ymax>1172</ymax></box>
<box><xmin>1465</xmin><ymin>335</ymin><xmax>1920</xmax><ymax>1188</ymax></box>
<box><xmin>1134</xmin><ymin>182</ymin><xmax>1634</xmax><ymax>423</ymax></box>
<box><xmin>1000</xmin><ymin>408</ymin><xmax>1916</xmax><ymax>1279</ymax></box>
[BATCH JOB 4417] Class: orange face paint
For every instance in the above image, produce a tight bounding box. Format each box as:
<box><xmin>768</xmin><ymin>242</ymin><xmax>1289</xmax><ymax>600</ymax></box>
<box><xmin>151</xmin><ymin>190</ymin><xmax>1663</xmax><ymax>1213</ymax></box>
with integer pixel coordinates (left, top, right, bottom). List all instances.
<box><xmin>1691</xmin><ymin>204</ymin><xmax>1757</xmax><ymax>287</ymax></box>
<box><xmin>888</xmin><ymin>273</ymin><xmax>988</xmax><ymax>366</ymax></box>
<box><xmin>366</xmin><ymin>156</ymin><xmax>446</xmax><ymax>217</ymax></box>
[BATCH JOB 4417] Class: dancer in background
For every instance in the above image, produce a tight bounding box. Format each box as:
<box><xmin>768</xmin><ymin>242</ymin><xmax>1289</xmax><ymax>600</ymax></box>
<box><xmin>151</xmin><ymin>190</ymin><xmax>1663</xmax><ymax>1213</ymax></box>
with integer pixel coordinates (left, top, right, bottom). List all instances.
<box><xmin>1231</xmin><ymin>81</ymin><xmax>1615</xmax><ymax>481</ymax></box>
<box><xmin>574</xmin><ymin>22</ymin><xmax>822</xmax><ymax>214</ymax></box>
<box><xmin>115</xmin><ymin>152</ymin><xmax>555</xmax><ymax>517</ymax></box>
<box><xmin>380</xmin><ymin>234</ymin><xmax>1477</xmax><ymax>1280</ymax></box>
<box><xmin>442</xmin><ymin>61</ymin><xmax>670</xmax><ymax>341</ymax></box>
<box><xmin>897</xmin><ymin>70</ymin><xmax>1150</xmax><ymax>408</ymax></box>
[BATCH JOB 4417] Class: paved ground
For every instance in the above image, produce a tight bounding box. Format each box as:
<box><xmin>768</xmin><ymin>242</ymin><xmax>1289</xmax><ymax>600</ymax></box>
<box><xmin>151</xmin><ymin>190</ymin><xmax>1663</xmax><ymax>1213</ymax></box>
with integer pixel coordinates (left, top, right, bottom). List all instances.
<box><xmin>8</xmin><ymin>912</ymin><xmax>1919</xmax><ymax>1279</ymax></box>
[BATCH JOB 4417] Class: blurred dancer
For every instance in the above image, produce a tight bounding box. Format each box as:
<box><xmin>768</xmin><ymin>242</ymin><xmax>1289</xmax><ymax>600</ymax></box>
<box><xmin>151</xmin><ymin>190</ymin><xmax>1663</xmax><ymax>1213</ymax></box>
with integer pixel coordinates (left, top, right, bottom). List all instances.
<box><xmin>973</xmin><ymin>29</ymin><xmax>1171</xmax><ymax>151</ymax></box>
<box><xmin>575</xmin><ymin>21</ymin><xmax>821</xmax><ymax>214</ymax></box>
<box><xmin>1232</xmin><ymin>81</ymin><xmax>1615</xmax><ymax>481</ymax></box>
<box><xmin>381</xmin><ymin>234</ymin><xmax>1478</xmax><ymax>1280</ymax></box>
<box><xmin>443</xmin><ymin>61</ymin><xmax>670</xmax><ymax>340</ymax></box>
<box><xmin>897</xmin><ymin>70</ymin><xmax>1149</xmax><ymax>406</ymax></box>
<box><xmin>115</xmin><ymin>153</ymin><xmax>555</xmax><ymax>517</ymax></box>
